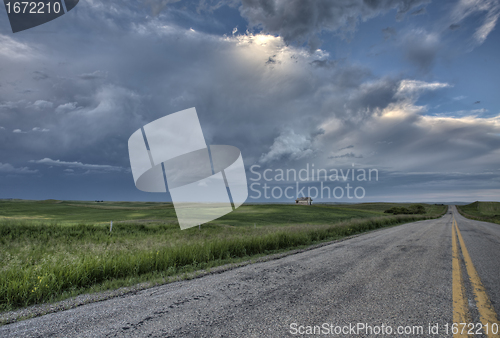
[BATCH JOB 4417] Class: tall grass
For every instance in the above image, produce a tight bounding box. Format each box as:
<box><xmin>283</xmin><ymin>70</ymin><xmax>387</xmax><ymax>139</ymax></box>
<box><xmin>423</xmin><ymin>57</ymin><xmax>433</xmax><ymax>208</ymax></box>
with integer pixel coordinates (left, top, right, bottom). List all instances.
<box><xmin>0</xmin><ymin>211</ymin><xmax>445</xmax><ymax>310</ymax></box>
<box><xmin>457</xmin><ymin>202</ymin><xmax>500</xmax><ymax>224</ymax></box>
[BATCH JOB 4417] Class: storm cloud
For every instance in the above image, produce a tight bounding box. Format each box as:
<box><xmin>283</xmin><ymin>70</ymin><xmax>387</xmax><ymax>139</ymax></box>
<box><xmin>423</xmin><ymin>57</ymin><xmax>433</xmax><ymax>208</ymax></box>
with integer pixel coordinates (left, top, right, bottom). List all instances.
<box><xmin>238</xmin><ymin>0</ymin><xmax>430</xmax><ymax>48</ymax></box>
<box><xmin>0</xmin><ymin>0</ymin><xmax>499</xmax><ymax>201</ymax></box>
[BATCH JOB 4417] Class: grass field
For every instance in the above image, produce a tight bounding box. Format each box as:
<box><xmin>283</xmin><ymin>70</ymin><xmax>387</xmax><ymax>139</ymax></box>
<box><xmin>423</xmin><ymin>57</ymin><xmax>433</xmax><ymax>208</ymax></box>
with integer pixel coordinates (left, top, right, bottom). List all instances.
<box><xmin>457</xmin><ymin>201</ymin><xmax>500</xmax><ymax>224</ymax></box>
<box><xmin>0</xmin><ymin>200</ymin><xmax>447</xmax><ymax>312</ymax></box>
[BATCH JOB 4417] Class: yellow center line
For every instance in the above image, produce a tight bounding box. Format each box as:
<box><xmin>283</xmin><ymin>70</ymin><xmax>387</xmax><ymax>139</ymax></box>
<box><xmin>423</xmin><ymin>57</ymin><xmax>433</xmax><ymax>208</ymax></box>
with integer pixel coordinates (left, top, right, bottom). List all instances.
<box><xmin>453</xmin><ymin>216</ymin><xmax>500</xmax><ymax>338</ymax></box>
<box><xmin>452</xmin><ymin>218</ymin><xmax>470</xmax><ymax>338</ymax></box>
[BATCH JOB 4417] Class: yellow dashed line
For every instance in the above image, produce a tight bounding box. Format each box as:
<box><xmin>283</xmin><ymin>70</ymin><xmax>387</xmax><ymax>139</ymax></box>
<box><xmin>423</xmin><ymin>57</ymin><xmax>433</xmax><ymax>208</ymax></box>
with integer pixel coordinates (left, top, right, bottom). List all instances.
<box><xmin>453</xmin><ymin>216</ymin><xmax>500</xmax><ymax>338</ymax></box>
<box><xmin>452</xmin><ymin>219</ymin><xmax>470</xmax><ymax>337</ymax></box>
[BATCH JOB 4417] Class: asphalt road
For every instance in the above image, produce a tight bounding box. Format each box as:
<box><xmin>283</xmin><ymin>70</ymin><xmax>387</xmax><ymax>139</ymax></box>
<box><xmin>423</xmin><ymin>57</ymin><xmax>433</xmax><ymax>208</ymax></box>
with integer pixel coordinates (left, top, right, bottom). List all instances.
<box><xmin>1</xmin><ymin>206</ymin><xmax>499</xmax><ymax>337</ymax></box>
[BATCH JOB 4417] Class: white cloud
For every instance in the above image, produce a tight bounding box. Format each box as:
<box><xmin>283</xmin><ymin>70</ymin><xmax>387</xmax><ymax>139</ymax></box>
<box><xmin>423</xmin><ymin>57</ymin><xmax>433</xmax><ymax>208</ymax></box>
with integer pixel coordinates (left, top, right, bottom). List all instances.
<box><xmin>260</xmin><ymin>129</ymin><xmax>314</xmax><ymax>164</ymax></box>
<box><xmin>28</xmin><ymin>100</ymin><xmax>54</xmax><ymax>110</ymax></box>
<box><xmin>32</xmin><ymin>127</ymin><xmax>50</xmax><ymax>132</ymax></box>
<box><xmin>12</xmin><ymin>127</ymin><xmax>50</xmax><ymax>133</ymax></box>
<box><xmin>474</xmin><ymin>9</ymin><xmax>500</xmax><ymax>44</ymax></box>
<box><xmin>30</xmin><ymin>158</ymin><xmax>125</xmax><ymax>172</ymax></box>
<box><xmin>434</xmin><ymin>108</ymin><xmax>488</xmax><ymax>117</ymax></box>
<box><xmin>55</xmin><ymin>102</ymin><xmax>79</xmax><ymax>113</ymax></box>
<box><xmin>78</xmin><ymin>71</ymin><xmax>108</xmax><ymax>80</ymax></box>
<box><xmin>396</xmin><ymin>80</ymin><xmax>451</xmax><ymax>98</ymax></box>
<box><xmin>0</xmin><ymin>163</ymin><xmax>38</xmax><ymax>174</ymax></box>
<box><xmin>0</xmin><ymin>34</ymin><xmax>36</xmax><ymax>60</ymax></box>
<box><xmin>317</xmin><ymin>95</ymin><xmax>500</xmax><ymax>173</ymax></box>
<box><xmin>0</xmin><ymin>100</ymin><xmax>28</xmax><ymax>110</ymax></box>
<box><xmin>451</xmin><ymin>0</ymin><xmax>500</xmax><ymax>46</ymax></box>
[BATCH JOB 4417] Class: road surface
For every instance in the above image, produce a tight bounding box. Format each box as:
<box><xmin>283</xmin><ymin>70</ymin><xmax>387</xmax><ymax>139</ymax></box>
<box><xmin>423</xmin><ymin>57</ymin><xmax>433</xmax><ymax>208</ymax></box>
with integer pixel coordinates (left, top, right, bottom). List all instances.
<box><xmin>1</xmin><ymin>206</ymin><xmax>499</xmax><ymax>337</ymax></box>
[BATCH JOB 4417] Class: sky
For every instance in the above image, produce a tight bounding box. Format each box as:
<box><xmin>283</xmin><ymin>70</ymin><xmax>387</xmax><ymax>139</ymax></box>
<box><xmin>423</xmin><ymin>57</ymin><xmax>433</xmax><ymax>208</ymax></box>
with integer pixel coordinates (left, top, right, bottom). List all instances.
<box><xmin>0</xmin><ymin>0</ymin><xmax>500</xmax><ymax>203</ymax></box>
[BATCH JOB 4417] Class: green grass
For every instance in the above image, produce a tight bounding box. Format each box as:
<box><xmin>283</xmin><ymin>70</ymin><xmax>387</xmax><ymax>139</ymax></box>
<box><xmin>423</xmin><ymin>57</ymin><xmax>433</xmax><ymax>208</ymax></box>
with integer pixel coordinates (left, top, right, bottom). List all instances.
<box><xmin>0</xmin><ymin>200</ymin><xmax>447</xmax><ymax>312</ymax></box>
<box><xmin>0</xmin><ymin>200</ymin><xmax>176</xmax><ymax>224</ymax></box>
<box><xmin>457</xmin><ymin>201</ymin><xmax>500</xmax><ymax>224</ymax></box>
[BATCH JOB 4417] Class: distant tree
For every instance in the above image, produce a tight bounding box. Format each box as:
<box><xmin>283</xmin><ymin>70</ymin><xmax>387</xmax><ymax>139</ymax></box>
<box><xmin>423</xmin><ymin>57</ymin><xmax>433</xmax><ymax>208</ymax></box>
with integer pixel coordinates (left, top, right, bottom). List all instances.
<box><xmin>384</xmin><ymin>204</ymin><xmax>426</xmax><ymax>215</ymax></box>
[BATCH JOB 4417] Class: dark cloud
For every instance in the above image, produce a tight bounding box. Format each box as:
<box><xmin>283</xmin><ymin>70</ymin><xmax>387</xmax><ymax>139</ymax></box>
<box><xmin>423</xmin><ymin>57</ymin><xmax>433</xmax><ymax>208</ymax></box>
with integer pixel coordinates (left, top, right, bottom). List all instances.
<box><xmin>238</xmin><ymin>0</ymin><xmax>431</xmax><ymax>48</ymax></box>
<box><xmin>339</xmin><ymin>145</ymin><xmax>354</xmax><ymax>151</ymax></box>
<box><xmin>310</xmin><ymin>59</ymin><xmax>338</xmax><ymax>68</ymax></box>
<box><xmin>410</xmin><ymin>7</ymin><xmax>426</xmax><ymax>15</ymax></box>
<box><xmin>33</xmin><ymin>71</ymin><xmax>49</xmax><ymax>80</ymax></box>
<box><xmin>265</xmin><ymin>56</ymin><xmax>276</xmax><ymax>64</ymax></box>
<box><xmin>449</xmin><ymin>23</ymin><xmax>460</xmax><ymax>30</ymax></box>
<box><xmin>402</xmin><ymin>30</ymin><xmax>439</xmax><ymax>72</ymax></box>
<box><xmin>344</xmin><ymin>77</ymin><xmax>399</xmax><ymax>116</ymax></box>
<box><xmin>382</xmin><ymin>27</ymin><xmax>397</xmax><ymax>40</ymax></box>
<box><xmin>143</xmin><ymin>0</ymin><xmax>182</xmax><ymax>16</ymax></box>
<box><xmin>328</xmin><ymin>152</ymin><xmax>363</xmax><ymax>159</ymax></box>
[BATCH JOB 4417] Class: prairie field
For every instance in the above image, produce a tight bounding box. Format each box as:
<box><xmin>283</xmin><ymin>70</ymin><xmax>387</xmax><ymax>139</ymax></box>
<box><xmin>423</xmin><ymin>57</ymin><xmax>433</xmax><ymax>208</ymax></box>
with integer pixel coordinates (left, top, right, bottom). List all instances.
<box><xmin>0</xmin><ymin>200</ymin><xmax>447</xmax><ymax>311</ymax></box>
<box><xmin>457</xmin><ymin>201</ymin><xmax>500</xmax><ymax>224</ymax></box>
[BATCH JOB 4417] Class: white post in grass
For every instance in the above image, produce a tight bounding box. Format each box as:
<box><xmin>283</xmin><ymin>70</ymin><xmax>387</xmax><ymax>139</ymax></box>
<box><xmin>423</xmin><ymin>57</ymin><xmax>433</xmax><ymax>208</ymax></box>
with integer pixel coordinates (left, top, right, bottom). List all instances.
<box><xmin>254</xmin><ymin>223</ymin><xmax>256</xmax><ymax>229</ymax></box>
<box><xmin>198</xmin><ymin>224</ymin><xmax>200</xmax><ymax>230</ymax></box>
<box><xmin>110</xmin><ymin>221</ymin><xmax>113</xmax><ymax>233</ymax></box>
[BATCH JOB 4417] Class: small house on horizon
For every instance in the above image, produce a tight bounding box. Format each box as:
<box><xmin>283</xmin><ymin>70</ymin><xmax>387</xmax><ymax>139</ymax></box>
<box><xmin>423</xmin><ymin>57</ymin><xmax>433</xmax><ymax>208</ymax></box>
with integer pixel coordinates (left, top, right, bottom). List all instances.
<box><xmin>295</xmin><ymin>197</ymin><xmax>313</xmax><ymax>205</ymax></box>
